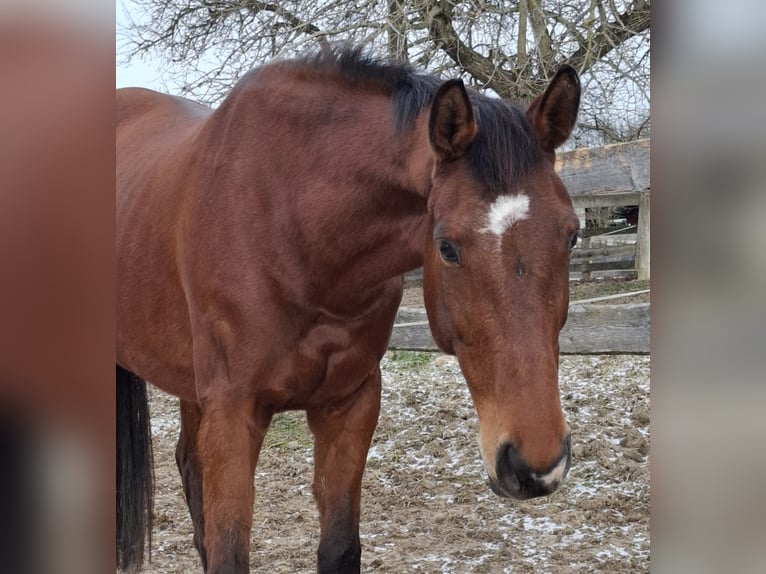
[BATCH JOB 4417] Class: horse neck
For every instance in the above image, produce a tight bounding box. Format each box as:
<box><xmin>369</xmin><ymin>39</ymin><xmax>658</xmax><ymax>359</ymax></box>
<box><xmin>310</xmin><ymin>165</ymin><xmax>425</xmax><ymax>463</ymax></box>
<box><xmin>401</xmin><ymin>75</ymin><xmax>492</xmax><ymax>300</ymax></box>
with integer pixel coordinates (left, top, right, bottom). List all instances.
<box><xmin>205</xmin><ymin>77</ymin><xmax>435</xmax><ymax>308</ymax></box>
<box><xmin>299</xmin><ymin>109</ymin><xmax>434</xmax><ymax>302</ymax></box>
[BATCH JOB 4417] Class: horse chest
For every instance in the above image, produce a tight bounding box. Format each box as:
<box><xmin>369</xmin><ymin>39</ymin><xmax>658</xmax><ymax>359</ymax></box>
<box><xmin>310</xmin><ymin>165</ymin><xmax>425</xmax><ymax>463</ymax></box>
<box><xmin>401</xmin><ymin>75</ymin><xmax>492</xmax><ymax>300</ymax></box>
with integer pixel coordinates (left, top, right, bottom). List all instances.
<box><xmin>272</xmin><ymin>283</ymin><xmax>403</xmax><ymax>410</ymax></box>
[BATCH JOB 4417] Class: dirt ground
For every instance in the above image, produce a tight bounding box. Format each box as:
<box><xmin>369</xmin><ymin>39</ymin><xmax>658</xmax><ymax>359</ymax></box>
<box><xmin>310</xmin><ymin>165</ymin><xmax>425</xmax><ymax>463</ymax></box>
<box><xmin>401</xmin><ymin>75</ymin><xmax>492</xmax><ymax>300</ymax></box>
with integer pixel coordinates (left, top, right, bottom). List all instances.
<box><xmin>145</xmin><ymin>348</ymin><xmax>650</xmax><ymax>573</ymax></box>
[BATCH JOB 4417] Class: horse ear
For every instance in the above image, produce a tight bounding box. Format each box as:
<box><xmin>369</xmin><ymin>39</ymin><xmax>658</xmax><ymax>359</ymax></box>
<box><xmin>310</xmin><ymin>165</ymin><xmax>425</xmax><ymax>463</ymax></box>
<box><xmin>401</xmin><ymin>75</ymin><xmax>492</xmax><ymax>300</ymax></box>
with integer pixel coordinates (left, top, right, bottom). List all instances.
<box><xmin>526</xmin><ymin>65</ymin><xmax>580</xmax><ymax>153</ymax></box>
<box><xmin>429</xmin><ymin>79</ymin><xmax>477</xmax><ymax>162</ymax></box>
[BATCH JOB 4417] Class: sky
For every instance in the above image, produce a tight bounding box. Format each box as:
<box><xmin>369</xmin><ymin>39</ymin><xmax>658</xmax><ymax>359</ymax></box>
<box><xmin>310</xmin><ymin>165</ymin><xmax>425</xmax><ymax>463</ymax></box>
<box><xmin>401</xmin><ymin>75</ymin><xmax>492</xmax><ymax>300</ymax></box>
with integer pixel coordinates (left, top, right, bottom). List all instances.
<box><xmin>115</xmin><ymin>0</ymin><xmax>167</xmax><ymax>90</ymax></box>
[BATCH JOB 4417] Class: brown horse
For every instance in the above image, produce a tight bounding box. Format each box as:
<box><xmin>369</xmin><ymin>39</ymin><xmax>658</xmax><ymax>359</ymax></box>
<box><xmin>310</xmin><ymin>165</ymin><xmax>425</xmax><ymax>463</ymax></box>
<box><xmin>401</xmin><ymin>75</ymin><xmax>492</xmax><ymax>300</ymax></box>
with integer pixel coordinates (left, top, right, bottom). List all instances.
<box><xmin>116</xmin><ymin>47</ymin><xmax>580</xmax><ymax>573</ymax></box>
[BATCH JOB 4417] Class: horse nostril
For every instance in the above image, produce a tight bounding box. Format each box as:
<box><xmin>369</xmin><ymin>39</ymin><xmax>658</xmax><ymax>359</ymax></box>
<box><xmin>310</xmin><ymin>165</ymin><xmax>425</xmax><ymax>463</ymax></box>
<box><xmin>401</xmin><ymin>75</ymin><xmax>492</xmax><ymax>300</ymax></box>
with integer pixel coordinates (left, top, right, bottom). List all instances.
<box><xmin>495</xmin><ymin>442</ymin><xmax>528</xmax><ymax>496</ymax></box>
<box><xmin>495</xmin><ymin>443</ymin><xmax>521</xmax><ymax>493</ymax></box>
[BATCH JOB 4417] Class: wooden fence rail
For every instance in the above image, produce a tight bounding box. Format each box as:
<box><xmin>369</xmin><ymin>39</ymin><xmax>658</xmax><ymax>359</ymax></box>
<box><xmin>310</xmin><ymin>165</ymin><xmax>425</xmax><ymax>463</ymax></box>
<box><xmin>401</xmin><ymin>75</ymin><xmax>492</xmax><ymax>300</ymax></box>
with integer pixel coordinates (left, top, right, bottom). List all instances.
<box><xmin>389</xmin><ymin>304</ymin><xmax>650</xmax><ymax>355</ymax></box>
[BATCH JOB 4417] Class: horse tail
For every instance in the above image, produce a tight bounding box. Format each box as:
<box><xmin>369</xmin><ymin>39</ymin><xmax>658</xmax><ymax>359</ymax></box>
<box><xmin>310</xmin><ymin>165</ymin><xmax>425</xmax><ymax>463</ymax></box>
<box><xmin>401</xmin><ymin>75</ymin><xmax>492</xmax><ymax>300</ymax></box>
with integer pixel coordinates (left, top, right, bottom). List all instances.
<box><xmin>116</xmin><ymin>365</ymin><xmax>154</xmax><ymax>572</ymax></box>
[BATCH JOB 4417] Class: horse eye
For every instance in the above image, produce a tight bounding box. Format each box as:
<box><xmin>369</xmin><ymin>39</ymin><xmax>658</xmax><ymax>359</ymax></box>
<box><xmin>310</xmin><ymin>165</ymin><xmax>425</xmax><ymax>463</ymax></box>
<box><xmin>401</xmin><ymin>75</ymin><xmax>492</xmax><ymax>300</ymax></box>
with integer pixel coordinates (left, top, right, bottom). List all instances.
<box><xmin>438</xmin><ymin>240</ymin><xmax>460</xmax><ymax>264</ymax></box>
<box><xmin>567</xmin><ymin>232</ymin><xmax>578</xmax><ymax>253</ymax></box>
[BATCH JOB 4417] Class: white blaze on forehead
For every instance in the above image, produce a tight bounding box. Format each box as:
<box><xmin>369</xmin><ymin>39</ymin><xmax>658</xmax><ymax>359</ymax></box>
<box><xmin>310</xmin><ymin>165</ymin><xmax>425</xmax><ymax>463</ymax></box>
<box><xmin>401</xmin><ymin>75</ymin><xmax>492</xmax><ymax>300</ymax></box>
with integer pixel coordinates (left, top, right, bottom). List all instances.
<box><xmin>483</xmin><ymin>193</ymin><xmax>530</xmax><ymax>235</ymax></box>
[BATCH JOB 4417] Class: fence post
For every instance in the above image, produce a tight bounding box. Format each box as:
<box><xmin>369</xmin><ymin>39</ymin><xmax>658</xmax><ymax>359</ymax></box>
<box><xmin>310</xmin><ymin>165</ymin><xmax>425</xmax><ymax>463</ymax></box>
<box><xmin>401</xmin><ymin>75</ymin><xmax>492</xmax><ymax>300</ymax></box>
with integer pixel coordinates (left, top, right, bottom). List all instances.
<box><xmin>573</xmin><ymin>206</ymin><xmax>591</xmax><ymax>280</ymax></box>
<box><xmin>635</xmin><ymin>190</ymin><xmax>650</xmax><ymax>280</ymax></box>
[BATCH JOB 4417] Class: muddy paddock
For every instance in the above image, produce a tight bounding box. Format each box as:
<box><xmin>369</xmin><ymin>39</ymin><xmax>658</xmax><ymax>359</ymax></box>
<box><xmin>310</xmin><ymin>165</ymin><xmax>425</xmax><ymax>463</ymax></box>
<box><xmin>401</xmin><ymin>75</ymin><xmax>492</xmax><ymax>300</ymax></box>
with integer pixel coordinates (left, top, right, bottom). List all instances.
<box><xmin>144</xmin><ymin>350</ymin><xmax>649</xmax><ymax>573</ymax></box>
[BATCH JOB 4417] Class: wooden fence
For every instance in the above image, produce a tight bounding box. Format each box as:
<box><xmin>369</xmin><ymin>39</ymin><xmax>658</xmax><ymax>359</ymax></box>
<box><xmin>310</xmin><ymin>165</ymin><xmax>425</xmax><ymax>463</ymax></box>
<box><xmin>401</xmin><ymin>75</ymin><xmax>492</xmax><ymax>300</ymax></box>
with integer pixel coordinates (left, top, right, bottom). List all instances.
<box><xmin>556</xmin><ymin>138</ymin><xmax>650</xmax><ymax>281</ymax></box>
<box><xmin>389</xmin><ymin>303</ymin><xmax>650</xmax><ymax>355</ymax></box>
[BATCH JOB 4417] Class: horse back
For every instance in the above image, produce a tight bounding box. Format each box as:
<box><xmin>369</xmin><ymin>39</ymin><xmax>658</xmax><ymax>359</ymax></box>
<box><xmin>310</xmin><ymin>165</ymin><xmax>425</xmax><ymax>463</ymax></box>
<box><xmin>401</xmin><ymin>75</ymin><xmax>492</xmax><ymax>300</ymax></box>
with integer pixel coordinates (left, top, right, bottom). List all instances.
<box><xmin>117</xmin><ymin>87</ymin><xmax>209</xmax><ymax>125</ymax></box>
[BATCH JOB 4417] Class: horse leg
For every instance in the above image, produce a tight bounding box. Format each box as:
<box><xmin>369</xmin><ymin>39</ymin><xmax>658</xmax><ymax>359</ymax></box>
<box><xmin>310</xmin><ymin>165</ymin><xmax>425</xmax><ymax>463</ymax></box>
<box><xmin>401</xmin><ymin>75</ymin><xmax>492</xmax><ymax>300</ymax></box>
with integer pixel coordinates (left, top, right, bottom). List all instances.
<box><xmin>196</xmin><ymin>395</ymin><xmax>268</xmax><ymax>574</ymax></box>
<box><xmin>175</xmin><ymin>399</ymin><xmax>208</xmax><ymax>570</ymax></box>
<box><xmin>306</xmin><ymin>366</ymin><xmax>382</xmax><ymax>574</ymax></box>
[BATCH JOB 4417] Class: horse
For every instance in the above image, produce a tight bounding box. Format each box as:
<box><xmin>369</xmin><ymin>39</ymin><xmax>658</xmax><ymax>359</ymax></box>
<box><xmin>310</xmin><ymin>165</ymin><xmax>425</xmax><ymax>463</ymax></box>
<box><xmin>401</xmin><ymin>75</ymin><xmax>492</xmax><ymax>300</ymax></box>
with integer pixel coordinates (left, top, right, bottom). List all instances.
<box><xmin>116</xmin><ymin>47</ymin><xmax>581</xmax><ymax>574</ymax></box>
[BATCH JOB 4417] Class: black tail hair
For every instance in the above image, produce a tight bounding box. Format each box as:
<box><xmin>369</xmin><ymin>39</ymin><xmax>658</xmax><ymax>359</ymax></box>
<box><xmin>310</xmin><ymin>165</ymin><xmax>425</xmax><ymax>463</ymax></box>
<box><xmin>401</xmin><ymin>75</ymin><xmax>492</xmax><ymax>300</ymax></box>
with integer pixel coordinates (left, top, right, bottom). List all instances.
<box><xmin>116</xmin><ymin>365</ymin><xmax>154</xmax><ymax>571</ymax></box>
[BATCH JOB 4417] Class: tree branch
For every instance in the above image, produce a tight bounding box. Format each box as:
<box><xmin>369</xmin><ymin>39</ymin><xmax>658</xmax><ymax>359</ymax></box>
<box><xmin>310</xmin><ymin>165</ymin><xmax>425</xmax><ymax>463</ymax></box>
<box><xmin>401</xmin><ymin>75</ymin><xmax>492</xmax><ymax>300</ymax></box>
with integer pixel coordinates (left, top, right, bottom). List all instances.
<box><xmin>243</xmin><ymin>0</ymin><xmax>328</xmax><ymax>44</ymax></box>
<box><xmin>565</xmin><ymin>1</ymin><xmax>650</xmax><ymax>73</ymax></box>
<box><xmin>424</xmin><ymin>0</ymin><xmax>539</xmax><ymax>100</ymax></box>
<box><xmin>526</xmin><ymin>0</ymin><xmax>553</xmax><ymax>68</ymax></box>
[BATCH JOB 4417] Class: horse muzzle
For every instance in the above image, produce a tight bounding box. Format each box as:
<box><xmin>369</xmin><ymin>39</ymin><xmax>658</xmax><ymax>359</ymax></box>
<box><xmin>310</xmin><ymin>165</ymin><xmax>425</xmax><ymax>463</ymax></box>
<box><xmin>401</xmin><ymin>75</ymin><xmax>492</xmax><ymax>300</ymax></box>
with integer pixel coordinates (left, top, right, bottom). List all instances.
<box><xmin>488</xmin><ymin>435</ymin><xmax>571</xmax><ymax>500</ymax></box>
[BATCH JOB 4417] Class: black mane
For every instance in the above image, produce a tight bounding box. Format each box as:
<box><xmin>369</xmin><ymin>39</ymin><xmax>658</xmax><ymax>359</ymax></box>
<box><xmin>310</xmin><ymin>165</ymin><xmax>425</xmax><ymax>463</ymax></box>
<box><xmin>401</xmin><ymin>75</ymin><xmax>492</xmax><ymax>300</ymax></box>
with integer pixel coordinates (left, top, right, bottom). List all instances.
<box><xmin>302</xmin><ymin>47</ymin><xmax>544</xmax><ymax>198</ymax></box>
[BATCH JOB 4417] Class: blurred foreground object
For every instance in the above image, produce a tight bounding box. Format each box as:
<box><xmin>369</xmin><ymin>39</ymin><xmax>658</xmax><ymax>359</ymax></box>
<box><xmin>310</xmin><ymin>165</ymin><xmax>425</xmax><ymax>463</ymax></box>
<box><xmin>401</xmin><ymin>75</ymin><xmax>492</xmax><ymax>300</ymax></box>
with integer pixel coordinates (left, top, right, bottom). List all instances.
<box><xmin>655</xmin><ymin>1</ymin><xmax>766</xmax><ymax>572</ymax></box>
<box><xmin>0</xmin><ymin>2</ymin><xmax>114</xmax><ymax>573</ymax></box>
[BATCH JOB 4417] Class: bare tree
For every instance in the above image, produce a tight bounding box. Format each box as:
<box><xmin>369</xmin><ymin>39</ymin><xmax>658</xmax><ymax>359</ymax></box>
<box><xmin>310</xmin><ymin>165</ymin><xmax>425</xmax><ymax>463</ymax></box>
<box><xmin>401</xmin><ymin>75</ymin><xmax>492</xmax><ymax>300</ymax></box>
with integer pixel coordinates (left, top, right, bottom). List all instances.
<box><xmin>119</xmin><ymin>0</ymin><xmax>649</xmax><ymax>146</ymax></box>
